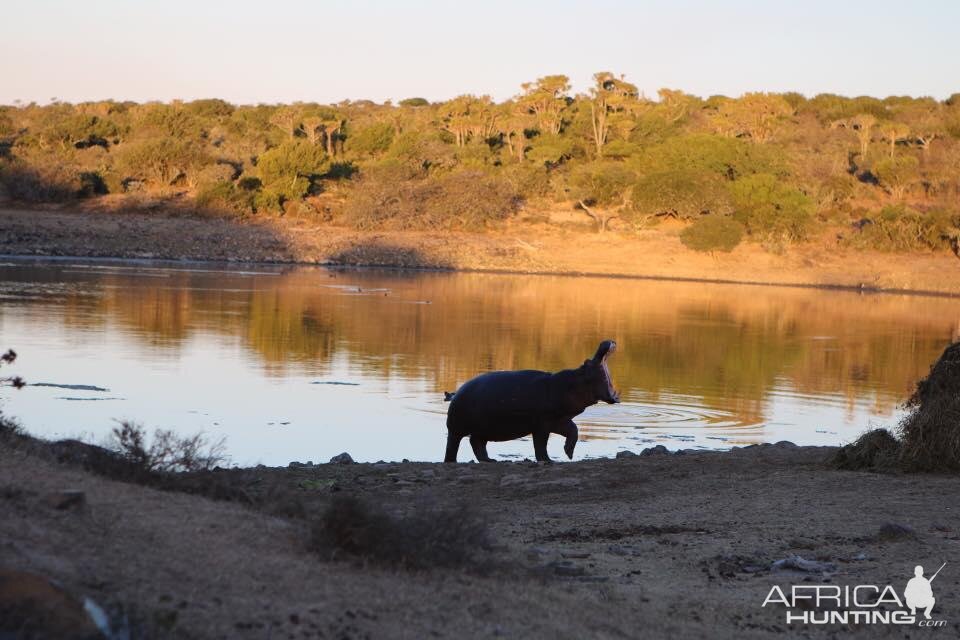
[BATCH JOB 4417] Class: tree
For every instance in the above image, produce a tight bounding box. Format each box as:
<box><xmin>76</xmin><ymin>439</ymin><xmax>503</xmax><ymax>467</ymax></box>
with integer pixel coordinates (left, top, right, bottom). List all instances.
<box><xmin>880</xmin><ymin>122</ymin><xmax>910</xmax><ymax>158</ymax></box>
<box><xmin>874</xmin><ymin>155</ymin><xmax>919</xmax><ymax>199</ymax></box>
<box><xmin>438</xmin><ymin>95</ymin><xmax>497</xmax><ymax>147</ymax></box>
<box><xmin>587</xmin><ymin>72</ymin><xmax>641</xmax><ymax>155</ymax></box>
<box><xmin>519</xmin><ymin>75</ymin><xmax>570</xmax><ymax>135</ymax></box>
<box><xmin>709</xmin><ymin>93</ymin><xmax>793</xmax><ymax>144</ymax></box>
<box><xmin>498</xmin><ymin>101</ymin><xmax>532</xmax><ymax>161</ymax></box>
<box><xmin>569</xmin><ymin>161</ymin><xmax>636</xmax><ymax>232</ymax></box>
<box><xmin>850</xmin><ymin>114</ymin><xmax>877</xmax><ymax>158</ymax></box>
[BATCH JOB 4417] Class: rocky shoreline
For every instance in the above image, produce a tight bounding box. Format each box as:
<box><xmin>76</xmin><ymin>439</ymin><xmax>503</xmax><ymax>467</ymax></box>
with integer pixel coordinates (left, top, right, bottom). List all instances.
<box><xmin>2</xmin><ymin>428</ymin><xmax>958</xmax><ymax>638</ymax></box>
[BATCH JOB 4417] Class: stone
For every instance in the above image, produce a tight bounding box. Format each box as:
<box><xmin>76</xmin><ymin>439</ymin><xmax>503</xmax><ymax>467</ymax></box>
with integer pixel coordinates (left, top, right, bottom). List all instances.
<box><xmin>640</xmin><ymin>445</ymin><xmax>670</xmax><ymax>456</ymax></box>
<box><xmin>770</xmin><ymin>555</ymin><xmax>837</xmax><ymax>574</ymax></box>
<box><xmin>615</xmin><ymin>450</ymin><xmax>637</xmax><ymax>459</ymax></box>
<box><xmin>548</xmin><ymin>561</ymin><xmax>586</xmax><ymax>577</ymax></box>
<box><xmin>329</xmin><ymin>452</ymin><xmax>354</xmax><ymax>465</ymax></box>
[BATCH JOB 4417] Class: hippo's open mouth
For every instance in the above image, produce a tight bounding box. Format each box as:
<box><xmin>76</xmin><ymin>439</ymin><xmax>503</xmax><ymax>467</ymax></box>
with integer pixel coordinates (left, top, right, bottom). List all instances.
<box><xmin>597</xmin><ymin>340</ymin><xmax>620</xmax><ymax>404</ymax></box>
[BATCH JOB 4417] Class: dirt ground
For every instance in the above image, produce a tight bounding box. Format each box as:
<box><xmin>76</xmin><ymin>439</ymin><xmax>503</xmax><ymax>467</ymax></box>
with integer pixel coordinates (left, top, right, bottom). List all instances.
<box><xmin>2</xmin><ymin>440</ymin><xmax>958</xmax><ymax>639</ymax></box>
<box><xmin>2</xmin><ymin>206</ymin><xmax>960</xmax><ymax>295</ymax></box>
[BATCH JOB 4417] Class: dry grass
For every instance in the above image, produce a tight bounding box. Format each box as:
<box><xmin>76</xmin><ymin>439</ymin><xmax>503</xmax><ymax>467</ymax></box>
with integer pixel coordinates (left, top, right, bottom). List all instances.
<box><xmin>897</xmin><ymin>342</ymin><xmax>960</xmax><ymax>471</ymax></box>
<box><xmin>829</xmin><ymin>428</ymin><xmax>901</xmax><ymax>471</ymax></box>
<box><xmin>309</xmin><ymin>495</ymin><xmax>491</xmax><ymax>570</ymax></box>
<box><xmin>831</xmin><ymin>342</ymin><xmax>960</xmax><ymax>473</ymax></box>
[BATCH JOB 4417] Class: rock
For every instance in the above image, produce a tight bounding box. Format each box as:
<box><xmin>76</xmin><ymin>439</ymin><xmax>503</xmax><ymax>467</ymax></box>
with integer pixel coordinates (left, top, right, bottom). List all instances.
<box><xmin>615</xmin><ymin>450</ymin><xmax>637</xmax><ymax>459</ymax></box>
<box><xmin>329</xmin><ymin>452</ymin><xmax>354</xmax><ymax>465</ymax></box>
<box><xmin>0</xmin><ymin>569</ymin><xmax>109</xmax><ymax>639</ymax></box>
<box><xmin>45</xmin><ymin>490</ymin><xmax>86</xmax><ymax>511</ymax></box>
<box><xmin>420</xmin><ymin>470</ymin><xmax>436</xmax><ymax>479</ymax></box>
<box><xmin>561</xmin><ymin>551</ymin><xmax>591</xmax><ymax>559</ymax></box>
<box><xmin>499</xmin><ymin>474</ymin><xmax>526</xmax><ymax>488</ymax></box>
<box><xmin>640</xmin><ymin>445</ymin><xmax>670</xmax><ymax>456</ymax></box>
<box><xmin>288</xmin><ymin>461</ymin><xmax>306</xmax><ymax>468</ymax></box>
<box><xmin>877</xmin><ymin>522</ymin><xmax>916</xmax><ymax>541</ymax></box>
<box><xmin>770</xmin><ymin>555</ymin><xmax>837</xmax><ymax>574</ymax></box>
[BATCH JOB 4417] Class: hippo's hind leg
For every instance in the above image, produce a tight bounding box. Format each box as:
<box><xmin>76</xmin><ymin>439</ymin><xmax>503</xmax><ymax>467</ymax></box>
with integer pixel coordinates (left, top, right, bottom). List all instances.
<box><xmin>444</xmin><ymin>432</ymin><xmax>463</xmax><ymax>463</ymax></box>
<box><xmin>469</xmin><ymin>435</ymin><xmax>494</xmax><ymax>462</ymax></box>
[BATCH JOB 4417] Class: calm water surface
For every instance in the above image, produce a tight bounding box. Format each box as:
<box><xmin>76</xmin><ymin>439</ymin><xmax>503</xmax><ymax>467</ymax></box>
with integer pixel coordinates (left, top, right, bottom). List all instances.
<box><xmin>1</xmin><ymin>259</ymin><xmax>958</xmax><ymax>464</ymax></box>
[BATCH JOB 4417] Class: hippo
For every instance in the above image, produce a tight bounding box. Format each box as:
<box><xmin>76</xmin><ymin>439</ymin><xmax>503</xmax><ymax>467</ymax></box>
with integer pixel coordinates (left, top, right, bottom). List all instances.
<box><xmin>444</xmin><ymin>340</ymin><xmax>619</xmax><ymax>463</ymax></box>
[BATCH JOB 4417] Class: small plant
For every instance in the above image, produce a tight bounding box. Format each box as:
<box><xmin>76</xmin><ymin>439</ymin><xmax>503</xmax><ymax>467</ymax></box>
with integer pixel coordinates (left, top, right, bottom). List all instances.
<box><xmin>0</xmin><ymin>349</ymin><xmax>25</xmax><ymax>441</ymax></box>
<box><xmin>108</xmin><ymin>421</ymin><xmax>227</xmax><ymax>473</ymax></box>
<box><xmin>679</xmin><ymin>215</ymin><xmax>745</xmax><ymax>253</ymax></box>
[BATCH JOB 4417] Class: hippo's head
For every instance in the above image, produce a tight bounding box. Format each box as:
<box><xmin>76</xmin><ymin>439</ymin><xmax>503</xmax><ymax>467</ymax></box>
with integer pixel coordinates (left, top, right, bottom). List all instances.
<box><xmin>581</xmin><ymin>340</ymin><xmax>620</xmax><ymax>405</ymax></box>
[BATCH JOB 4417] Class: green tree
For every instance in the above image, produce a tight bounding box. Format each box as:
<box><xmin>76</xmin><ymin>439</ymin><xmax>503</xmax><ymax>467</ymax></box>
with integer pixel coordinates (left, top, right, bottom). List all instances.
<box><xmin>519</xmin><ymin>75</ymin><xmax>570</xmax><ymax>135</ymax></box>
<box><xmin>569</xmin><ymin>161</ymin><xmax>636</xmax><ymax>232</ymax></box>
<box><xmin>587</xmin><ymin>72</ymin><xmax>641</xmax><ymax>155</ymax></box>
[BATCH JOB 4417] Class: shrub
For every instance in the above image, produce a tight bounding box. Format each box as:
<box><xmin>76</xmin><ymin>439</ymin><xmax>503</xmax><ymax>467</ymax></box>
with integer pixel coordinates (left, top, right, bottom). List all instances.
<box><xmin>344</xmin><ymin>167</ymin><xmax>520</xmax><ymax>230</ymax></box>
<box><xmin>309</xmin><ymin>495</ymin><xmax>490</xmax><ymax>569</ymax></box>
<box><xmin>115</xmin><ymin>138</ymin><xmax>210</xmax><ymax>187</ymax></box>
<box><xmin>874</xmin><ymin>155</ymin><xmax>920</xmax><ymax>199</ymax></box>
<box><xmin>256</xmin><ymin>141</ymin><xmax>330</xmax><ymax>200</ymax></box>
<box><xmin>195</xmin><ymin>181</ymin><xmax>253</xmax><ymax>215</ymax></box>
<box><xmin>108</xmin><ymin>421</ymin><xmax>227</xmax><ymax>473</ymax></box>
<box><xmin>845</xmin><ymin>205</ymin><xmax>959</xmax><ymax>252</ymax></box>
<box><xmin>0</xmin><ymin>161</ymin><xmax>77</xmax><ymax>202</ymax></box>
<box><xmin>729</xmin><ymin>173</ymin><xmax>814</xmax><ymax>244</ymax></box>
<box><xmin>632</xmin><ymin>169</ymin><xmax>732</xmax><ymax>221</ymax></box>
<box><xmin>679</xmin><ymin>215</ymin><xmax>745</xmax><ymax>252</ymax></box>
<box><xmin>347</xmin><ymin>122</ymin><xmax>394</xmax><ymax>156</ymax></box>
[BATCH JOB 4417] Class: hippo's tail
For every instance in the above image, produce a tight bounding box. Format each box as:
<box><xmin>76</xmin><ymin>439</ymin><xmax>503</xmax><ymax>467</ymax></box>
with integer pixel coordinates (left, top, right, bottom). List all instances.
<box><xmin>443</xmin><ymin>391</ymin><xmax>456</xmax><ymax>402</ymax></box>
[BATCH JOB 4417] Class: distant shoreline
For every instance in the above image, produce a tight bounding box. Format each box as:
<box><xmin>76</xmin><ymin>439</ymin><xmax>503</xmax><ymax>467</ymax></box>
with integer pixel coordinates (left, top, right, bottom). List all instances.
<box><xmin>3</xmin><ymin>206</ymin><xmax>960</xmax><ymax>296</ymax></box>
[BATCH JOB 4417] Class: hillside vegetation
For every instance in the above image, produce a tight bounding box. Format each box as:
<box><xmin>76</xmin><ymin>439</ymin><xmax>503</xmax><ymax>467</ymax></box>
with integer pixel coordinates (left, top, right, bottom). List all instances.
<box><xmin>2</xmin><ymin>75</ymin><xmax>959</xmax><ymax>254</ymax></box>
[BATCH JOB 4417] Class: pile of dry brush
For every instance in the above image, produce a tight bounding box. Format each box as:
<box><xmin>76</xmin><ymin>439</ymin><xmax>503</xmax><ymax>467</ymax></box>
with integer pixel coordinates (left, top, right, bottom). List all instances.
<box><xmin>833</xmin><ymin>341</ymin><xmax>960</xmax><ymax>472</ymax></box>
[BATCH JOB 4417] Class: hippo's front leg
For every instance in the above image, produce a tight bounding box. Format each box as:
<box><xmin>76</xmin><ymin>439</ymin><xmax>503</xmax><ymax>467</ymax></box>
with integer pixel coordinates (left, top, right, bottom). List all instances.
<box><xmin>532</xmin><ymin>430</ymin><xmax>552</xmax><ymax>463</ymax></box>
<box><xmin>551</xmin><ymin>420</ymin><xmax>579</xmax><ymax>460</ymax></box>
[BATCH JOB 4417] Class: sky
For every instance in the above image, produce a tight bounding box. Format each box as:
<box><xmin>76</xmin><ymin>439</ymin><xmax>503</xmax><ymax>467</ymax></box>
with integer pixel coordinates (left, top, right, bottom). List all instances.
<box><xmin>2</xmin><ymin>0</ymin><xmax>958</xmax><ymax>106</ymax></box>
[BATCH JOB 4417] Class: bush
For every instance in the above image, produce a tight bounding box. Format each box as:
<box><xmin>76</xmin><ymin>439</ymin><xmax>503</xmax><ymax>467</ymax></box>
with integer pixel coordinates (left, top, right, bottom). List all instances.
<box><xmin>0</xmin><ymin>161</ymin><xmax>77</xmax><ymax>202</ymax></box>
<box><xmin>347</xmin><ymin>122</ymin><xmax>394</xmax><ymax>156</ymax></box>
<box><xmin>344</xmin><ymin>167</ymin><xmax>520</xmax><ymax>230</ymax></box>
<box><xmin>256</xmin><ymin>141</ymin><xmax>330</xmax><ymax>200</ymax></box>
<box><xmin>729</xmin><ymin>173</ymin><xmax>814</xmax><ymax>244</ymax></box>
<box><xmin>108</xmin><ymin>421</ymin><xmax>227</xmax><ymax>474</ymax></box>
<box><xmin>195</xmin><ymin>181</ymin><xmax>253</xmax><ymax>215</ymax></box>
<box><xmin>309</xmin><ymin>495</ymin><xmax>490</xmax><ymax>569</ymax></box>
<box><xmin>874</xmin><ymin>155</ymin><xmax>920</xmax><ymax>199</ymax></box>
<box><xmin>844</xmin><ymin>205</ymin><xmax>959</xmax><ymax>252</ymax></box>
<box><xmin>679</xmin><ymin>215</ymin><xmax>745</xmax><ymax>252</ymax></box>
<box><xmin>632</xmin><ymin>170</ymin><xmax>732</xmax><ymax>221</ymax></box>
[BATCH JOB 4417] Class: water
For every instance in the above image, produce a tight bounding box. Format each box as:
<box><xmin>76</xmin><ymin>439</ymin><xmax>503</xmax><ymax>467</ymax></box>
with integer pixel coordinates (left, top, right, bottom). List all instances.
<box><xmin>1</xmin><ymin>258</ymin><xmax>958</xmax><ymax>465</ymax></box>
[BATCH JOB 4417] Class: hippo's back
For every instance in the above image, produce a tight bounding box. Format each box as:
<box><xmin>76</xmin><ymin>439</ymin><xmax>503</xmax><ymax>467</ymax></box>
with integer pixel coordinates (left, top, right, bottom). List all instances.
<box><xmin>447</xmin><ymin>369</ymin><xmax>552</xmax><ymax>431</ymax></box>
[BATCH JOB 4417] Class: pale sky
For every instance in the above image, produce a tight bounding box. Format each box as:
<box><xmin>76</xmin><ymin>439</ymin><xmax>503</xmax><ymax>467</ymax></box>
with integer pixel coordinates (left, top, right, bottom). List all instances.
<box><xmin>2</xmin><ymin>0</ymin><xmax>958</xmax><ymax>105</ymax></box>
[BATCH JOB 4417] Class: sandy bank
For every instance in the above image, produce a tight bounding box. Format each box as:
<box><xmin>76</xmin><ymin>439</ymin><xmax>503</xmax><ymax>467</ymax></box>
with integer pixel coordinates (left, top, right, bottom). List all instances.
<box><xmin>2</xmin><ymin>207</ymin><xmax>960</xmax><ymax>296</ymax></box>
<box><xmin>2</xmin><ymin>437</ymin><xmax>958</xmax><ymax>638</ymax></box>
